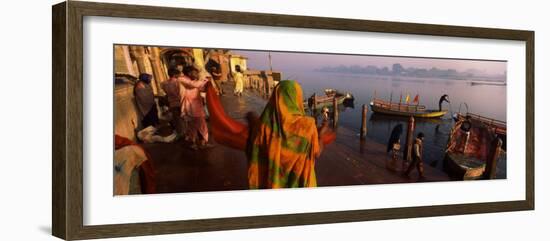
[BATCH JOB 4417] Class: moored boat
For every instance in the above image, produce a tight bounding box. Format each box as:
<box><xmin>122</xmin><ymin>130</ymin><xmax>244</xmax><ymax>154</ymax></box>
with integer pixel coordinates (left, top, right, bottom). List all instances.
<box><xmin>443</xmin><ymin>113</ymin><xmax>505</xmax><ymax>180</ymax></box>
<box><xmin>369</xmin><ymin>94</ymin><xmax>449</xmax><ymax>118</ymax></box>
<box><xmin>304</xmin><ymin>89</ymin><xmax>354</xmax><ymax>110</ymax></box>
<box><xmin>454</xmin><ymin>112</ymin><xmax>506</xmax><ymax>136</ymax></box>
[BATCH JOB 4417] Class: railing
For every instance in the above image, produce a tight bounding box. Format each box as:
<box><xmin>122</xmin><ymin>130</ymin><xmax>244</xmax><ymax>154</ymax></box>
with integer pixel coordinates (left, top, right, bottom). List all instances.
<box><xmin>315</xmin><ymin>95</ymin><xmax>339</xmax><ymax>103</ymax></box>
<box><xmin>372</xmin><ymin>98</ymin><xmax>427</xmax><ymax>112</ymax></box>
<box><xmin>458</xmin><ymin>112</ymin><xmax>506</xmax><ymax>135</ymax></box>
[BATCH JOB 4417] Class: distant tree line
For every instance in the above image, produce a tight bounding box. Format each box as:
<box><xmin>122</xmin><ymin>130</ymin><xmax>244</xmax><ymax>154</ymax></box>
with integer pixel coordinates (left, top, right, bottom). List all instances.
<box><xmin>316</xmin><ymin>63</ymin><xmax>506</xmax><ymax>81</ymax></box>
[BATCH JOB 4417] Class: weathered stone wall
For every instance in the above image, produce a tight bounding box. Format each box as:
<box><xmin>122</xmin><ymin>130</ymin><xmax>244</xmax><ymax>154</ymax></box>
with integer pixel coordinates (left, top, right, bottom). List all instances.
<box><xmin>113</xmin><ymin>46</ymin><xmax>253</xmax><ymax>141</ymax></box>
<box><xmin>230</xmin><ymin>55</ymin><xmax>248</xmax><ymax>77</ymax></box>
<box><xmin>114</xmin><ymin>45</ymin><xmax>136</xmax><ymax>76</ymax></box>
<box><xmin>244</xmin><ymin>70</ymin><xmax>281</xmax><ymax>97</ymax></box>
<box><xmin>114</xmin><ymin>83</ymin><xmax>139</xmax><ymax>141</ymax></box>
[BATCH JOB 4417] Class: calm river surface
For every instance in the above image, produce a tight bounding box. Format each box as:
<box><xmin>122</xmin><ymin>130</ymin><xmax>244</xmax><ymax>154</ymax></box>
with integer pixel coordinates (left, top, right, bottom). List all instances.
<box><xmin>285</xmin><ymin>71</ymin><xmax>507</xmax><ymax>176</ymax></box>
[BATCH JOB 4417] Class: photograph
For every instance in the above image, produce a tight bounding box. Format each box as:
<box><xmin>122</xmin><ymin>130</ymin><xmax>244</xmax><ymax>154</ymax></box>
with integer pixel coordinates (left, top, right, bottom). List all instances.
<box><xmin>45</xmin><ymin>1</ymin><xmax>536</xmax><ymax>239</ymax></box>
<box><xmin>113</xmin><ymin>45</ymin><xmax>507</xmax><ymax>195</ymax></box>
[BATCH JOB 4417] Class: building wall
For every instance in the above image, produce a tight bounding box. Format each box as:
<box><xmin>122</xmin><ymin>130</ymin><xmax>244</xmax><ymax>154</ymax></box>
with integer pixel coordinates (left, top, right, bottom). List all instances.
<box><xmin>114</xmin><ymin>83</ymin><xmax>140</xmax><ymax>141</ymax></box>
<box><xmin>245</xmin><ymin>70</ymin><xmax>281</xmax><ymax>97</ymax></box>
<box><xmin>192</xmin><ymin>49</ymin><xmax>206</xmax><ymax>71</ymax></box>
<box><xmin>230</xmin><ymin>55</ymin><xmax>248</xmax><ymax>76</ymax></box>
<box><xmin>114</xmin><ymin>45</ymin><xmax>136</xmax><ymax>76</ymax></box>
<box><xmin>209</xmin><ymin>51</ymin><xmax>231</xmax><ymax>82</ymax></box>
<box><xmin>113</xmin><ymin>46</ymin><xmax>212</xmax><ymax>140</ymax></box>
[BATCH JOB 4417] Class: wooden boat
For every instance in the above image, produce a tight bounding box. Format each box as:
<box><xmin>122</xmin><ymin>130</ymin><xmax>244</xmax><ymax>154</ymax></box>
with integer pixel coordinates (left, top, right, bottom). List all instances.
<box><xmin>454</xmin><ymin>112</ymin><xmax>507</xmax><ymax>151</ymax></box>
<box><xmin>454</xmin><ymin>112</ymin><xmax>506</xmax><ymax>136</ymax></box>
<box><xmin>304</xmin><ymin>89</ymin><xmax>354</xmax><ymax>110</ymax></box>
<box><xmin>470</xmin><ymin>81</ymin><xmax>506</xmax><ymax>86</ymax></box>
<box><xmin>369</xmin><ymin>98</ymin><xmax>447</xmax><ymax>118</ymax></box>
<box><xmin>443</xmin><ymin>113</ymin><xmax>505</xmax><ymax>180</ymax></box>
<box><xmin>443</xmin><ymin>153</ymin><xmax>486</xmax><ymax>180</ymax></box>
<box><xmin>369</xmin><ymin>112</ymin><xmax>444</xmax><ymax>125</ymax></box>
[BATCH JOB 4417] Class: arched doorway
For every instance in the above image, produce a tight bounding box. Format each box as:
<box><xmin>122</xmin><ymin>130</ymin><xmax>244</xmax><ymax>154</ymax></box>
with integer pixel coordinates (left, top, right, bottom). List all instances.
<box><xmin>161</xmin><ymin>48</ymin><xmax>195</xmax><ymax>72</ymax></box>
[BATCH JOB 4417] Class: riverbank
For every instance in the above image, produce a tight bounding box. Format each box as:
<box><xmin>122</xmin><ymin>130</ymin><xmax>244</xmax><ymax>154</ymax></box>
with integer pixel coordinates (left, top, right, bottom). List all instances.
<box><xmin>141</xmin><ymin>82</ymin><xmax>450</xmax><ymax>194</ymax></box>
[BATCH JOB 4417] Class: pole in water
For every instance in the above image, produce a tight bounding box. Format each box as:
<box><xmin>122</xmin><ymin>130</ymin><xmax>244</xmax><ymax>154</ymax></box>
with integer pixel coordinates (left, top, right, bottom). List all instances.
<box><xmin>312</xmin><ymin>93</ymin><xmax>317</xmax><ymax>117</ymax></box>
<box><xmin>404</xmin><ymin>116</ymin><xmax>415</xmax><ymax>161</ymax></box>
<box><xmin>268</xmin><ymin>52</ymin><xmax>273</xmax><ymax>72</ymax></box>
<box><xmin>360</xmin><ymin>104</ymin><xmax>368</xmax><ymax>139</ymax></box>
<box><xmin>332</xmin><ymin>96</ymin><xmax>339</xmax><ymax>128</ymax></box>
<box><xmin>399</xmin><ymin>92</ymin><xmax>402</xmax><ymax>111</ymax></box>
<box><xmin>483</xmin><ymin>138</ymin><xmax>503</xmax><ymax>179</ymax></box>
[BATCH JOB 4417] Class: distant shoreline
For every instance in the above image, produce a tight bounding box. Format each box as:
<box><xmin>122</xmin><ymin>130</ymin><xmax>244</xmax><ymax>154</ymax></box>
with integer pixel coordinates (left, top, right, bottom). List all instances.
<box><xmin>315</xmin><ymin>69</ymin><xmax>507</xmax><ymax>83</ymax></box>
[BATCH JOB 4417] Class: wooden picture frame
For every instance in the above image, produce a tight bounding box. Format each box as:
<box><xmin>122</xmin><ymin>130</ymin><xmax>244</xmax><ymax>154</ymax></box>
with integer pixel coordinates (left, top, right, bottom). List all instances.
<box><xmin>52</xmin><ymin>1</ymin><xmax>534</xmax><ymax>240</ymax></box>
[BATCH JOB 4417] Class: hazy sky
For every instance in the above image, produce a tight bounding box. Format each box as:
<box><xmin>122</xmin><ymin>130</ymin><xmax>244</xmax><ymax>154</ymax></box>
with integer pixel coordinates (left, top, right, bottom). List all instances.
<box><xmin>234</xmin><ymin>50</ymin><xmax>507</xmax><ymax>76</ymax></box>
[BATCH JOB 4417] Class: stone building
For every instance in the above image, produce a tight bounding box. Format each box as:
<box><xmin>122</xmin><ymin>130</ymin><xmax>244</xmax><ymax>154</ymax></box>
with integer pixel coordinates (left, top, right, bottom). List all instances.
<box><xmin>114</xmin><ymin>45</ymin><xmax>218</xmax><ymax>140</ymax></box>
<box><xmin>114</xmin><ymin>45</ymin><xmax>280</xmax><ymax>141</ymax></box>
<box><xmin>244</xmin><ymin>70</ymin><xmax>281</xmax><ymax>98</ymax></box>
<box><xmin>205</xmin><ymin>49</ymin><xmax>231</xmax><ymax>82</ymax></box>
<box><xmin>229</xmin><ymin>54</ymin><xmax>248</xmax><ymax>74</ymax></box>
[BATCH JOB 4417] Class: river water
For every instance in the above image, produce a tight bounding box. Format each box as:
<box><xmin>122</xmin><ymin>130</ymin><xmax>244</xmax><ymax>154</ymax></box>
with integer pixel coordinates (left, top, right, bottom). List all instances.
<box><xmin>285</xmin><ymin>70</ymin><xmax>507</xmax><ymax>177</ymax></box>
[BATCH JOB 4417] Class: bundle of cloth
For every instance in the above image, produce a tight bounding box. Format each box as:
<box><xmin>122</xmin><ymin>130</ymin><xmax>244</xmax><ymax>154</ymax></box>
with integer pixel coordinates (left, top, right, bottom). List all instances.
<box><xmin>136</xmin><ymin>125</ymin><xmax>177</xmax><ymax>144</ymax></box>
<box><xmin>114</xmin><ymin>135</ymin><xmax>156</xmax><ymax>195</ymax></box>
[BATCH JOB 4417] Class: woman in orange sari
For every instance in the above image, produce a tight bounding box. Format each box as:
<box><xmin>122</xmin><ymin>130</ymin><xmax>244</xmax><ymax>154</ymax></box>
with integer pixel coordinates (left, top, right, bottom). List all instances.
<box><xmin>206</xmin><ymin>80</ymin><xmax>336</xmax><ymax>188</ymax></box>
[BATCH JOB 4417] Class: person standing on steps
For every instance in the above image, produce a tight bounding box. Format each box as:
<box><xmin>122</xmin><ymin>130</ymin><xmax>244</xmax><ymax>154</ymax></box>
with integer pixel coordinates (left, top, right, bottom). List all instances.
<box><xmin>161</xmin><ymin>68</ymin><xmax>185</xmax><ymax>137</ymax></box>
<box><xmin>233</xmin><ymin>65</ymin><xmax>244</xmax><ymax>97</ymax></box>
<box><xmin>180</xmin><ymin>66</ymin><xmax>212</xmax><ymax>150</ymax></box>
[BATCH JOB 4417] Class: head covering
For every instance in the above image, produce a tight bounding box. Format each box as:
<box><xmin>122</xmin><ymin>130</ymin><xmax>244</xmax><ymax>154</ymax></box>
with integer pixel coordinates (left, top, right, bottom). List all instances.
<box><xmin>139</xmin><ymin>73</ymin><xmax>152</xmax><ymax>84</ymax></box>
<box><xmin>387</xmin><ymin>124</ymin><xmax>403</xmax><ymax>153</ymax></box>
<box><xmin>247</xmin><ymin>80</ymin><xmax>320</xmax><ymax>188</ymax></box>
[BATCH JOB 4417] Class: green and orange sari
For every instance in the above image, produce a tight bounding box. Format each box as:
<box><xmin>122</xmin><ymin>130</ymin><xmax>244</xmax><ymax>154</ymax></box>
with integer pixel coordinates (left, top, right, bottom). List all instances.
<box><xmin>247</xmin><ymin>80</ymin><xmax>320</xmax><ymax>188</ymax></box>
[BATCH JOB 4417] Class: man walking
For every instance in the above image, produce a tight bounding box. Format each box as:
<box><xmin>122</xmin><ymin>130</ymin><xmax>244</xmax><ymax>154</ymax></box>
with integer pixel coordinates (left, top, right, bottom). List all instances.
<box><xmin>404</xmin><ymin>132</ymin><xmax>425</xmax><ymax>179</ymax></box>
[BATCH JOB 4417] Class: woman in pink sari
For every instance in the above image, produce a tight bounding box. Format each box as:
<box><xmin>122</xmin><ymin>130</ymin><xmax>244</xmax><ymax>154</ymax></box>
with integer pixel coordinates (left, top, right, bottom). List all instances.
<box><xmin>179</xmin><ymin>66</ymin><xmax>211</xmax><ymax>150</ymax></box>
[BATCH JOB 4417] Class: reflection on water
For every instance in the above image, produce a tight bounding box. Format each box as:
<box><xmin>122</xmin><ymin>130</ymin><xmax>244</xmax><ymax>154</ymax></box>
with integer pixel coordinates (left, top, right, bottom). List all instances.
<box><xmin>288</xmin><ymin>71</ymin><xmax>507</xmax><ymax>174</ymax></box>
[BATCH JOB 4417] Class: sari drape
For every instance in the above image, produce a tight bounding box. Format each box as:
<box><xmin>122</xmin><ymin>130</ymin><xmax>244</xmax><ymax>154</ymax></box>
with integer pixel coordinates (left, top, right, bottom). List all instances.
<box><xmin>247</xmin><ymin>80</ymin><xmax>320</xmax><ymax>188</ymax></box>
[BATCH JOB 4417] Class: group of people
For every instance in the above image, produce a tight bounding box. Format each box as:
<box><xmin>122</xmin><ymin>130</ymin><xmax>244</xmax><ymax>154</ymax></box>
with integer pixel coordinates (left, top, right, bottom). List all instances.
<box><xmin>162</xmin><ymin>66</ymin><xmax>213</xmax><ymax>150</ymax></box>
<box><xmin>133</xmin><ymin>61</ymin><xmax>248</xmax><ymax>150</ymax></box>
<box><xmin>133</xmin><ymin>61</ymin><xmax>340</xmax><ymax>188</ymax></box>
<box><xmin>133</xmin><ymin>64</ymin><xmax>213</xmax><ymax>150</ymax></box>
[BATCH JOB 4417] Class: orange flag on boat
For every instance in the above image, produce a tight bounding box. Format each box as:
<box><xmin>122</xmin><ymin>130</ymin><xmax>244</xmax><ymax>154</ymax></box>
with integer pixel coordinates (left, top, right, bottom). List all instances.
<box><xmin>405</xmin><ymin>94</ymin><xmax>410</xmax><ymax>104</ymax></box>
<box><xmin>413</xmin><ymin>94</ymin><xmax>419</xmax><ymax>104</ymax></box>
